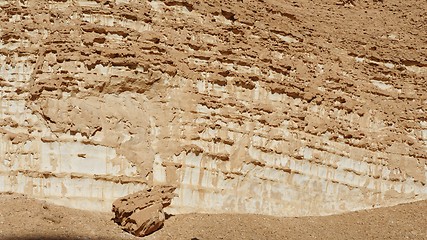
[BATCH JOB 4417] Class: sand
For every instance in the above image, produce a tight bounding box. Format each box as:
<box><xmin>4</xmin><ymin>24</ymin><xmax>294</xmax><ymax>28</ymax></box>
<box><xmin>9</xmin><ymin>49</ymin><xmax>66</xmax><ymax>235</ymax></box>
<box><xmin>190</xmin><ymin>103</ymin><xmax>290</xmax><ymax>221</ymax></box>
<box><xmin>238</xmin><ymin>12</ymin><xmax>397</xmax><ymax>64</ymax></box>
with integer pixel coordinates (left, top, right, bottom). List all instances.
<box><xmin>0</xmin><ymin>193</ymin><xmax>425</xmax><ymax>240</ymax></box>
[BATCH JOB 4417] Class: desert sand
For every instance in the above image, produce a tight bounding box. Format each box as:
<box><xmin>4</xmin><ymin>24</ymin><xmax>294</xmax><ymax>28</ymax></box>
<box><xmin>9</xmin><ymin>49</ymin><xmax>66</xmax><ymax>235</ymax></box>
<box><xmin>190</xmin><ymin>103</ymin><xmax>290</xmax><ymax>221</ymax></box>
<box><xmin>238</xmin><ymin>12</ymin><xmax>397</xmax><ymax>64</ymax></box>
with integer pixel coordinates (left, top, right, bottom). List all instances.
<box><xmin>0</xmin><ymin>193</ymin><xmax>425</xmax><ymax>240</ymax></box>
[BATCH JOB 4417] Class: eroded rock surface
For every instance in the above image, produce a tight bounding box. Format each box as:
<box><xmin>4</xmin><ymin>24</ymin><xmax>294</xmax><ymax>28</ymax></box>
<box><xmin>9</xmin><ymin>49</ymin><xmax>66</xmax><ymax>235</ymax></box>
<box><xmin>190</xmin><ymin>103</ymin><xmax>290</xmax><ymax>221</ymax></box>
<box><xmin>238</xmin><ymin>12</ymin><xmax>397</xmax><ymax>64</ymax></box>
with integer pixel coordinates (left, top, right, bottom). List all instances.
<box><xmin>112</xmin><ymin>185</ymin><xmax>176</xmax><ymax>237</ymax></box>
<box><xmin>0</xmin><ymin>0</ymin><xmax>426</xmax><ymax>216</ymax></box>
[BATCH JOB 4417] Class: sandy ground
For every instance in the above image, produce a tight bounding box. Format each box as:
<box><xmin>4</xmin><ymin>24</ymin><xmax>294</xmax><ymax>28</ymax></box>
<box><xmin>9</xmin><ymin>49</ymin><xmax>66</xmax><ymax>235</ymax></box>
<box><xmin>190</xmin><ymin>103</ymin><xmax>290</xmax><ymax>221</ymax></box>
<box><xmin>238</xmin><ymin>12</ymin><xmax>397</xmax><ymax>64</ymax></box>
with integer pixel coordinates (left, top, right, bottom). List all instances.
<box><xmin>0</xmin><ymin>193</ymin><xmax>425</xmax><ymax>240</ymax></box>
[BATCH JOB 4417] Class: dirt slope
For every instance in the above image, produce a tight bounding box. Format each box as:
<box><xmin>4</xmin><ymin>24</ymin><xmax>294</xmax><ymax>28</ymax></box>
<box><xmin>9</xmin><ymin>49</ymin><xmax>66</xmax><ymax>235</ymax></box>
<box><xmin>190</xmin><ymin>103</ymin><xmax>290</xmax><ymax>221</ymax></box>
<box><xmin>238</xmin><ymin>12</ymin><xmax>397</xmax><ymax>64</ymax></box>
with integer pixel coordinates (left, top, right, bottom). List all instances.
<box><xmin>0</xmin><ymin>193</ymin><xmax>136</xmax><ymax>240</ymax></box>
<box><xmin>0</xmin><ymin>193</ymin><xmax>425</xmax><ymax>240</ymax></box>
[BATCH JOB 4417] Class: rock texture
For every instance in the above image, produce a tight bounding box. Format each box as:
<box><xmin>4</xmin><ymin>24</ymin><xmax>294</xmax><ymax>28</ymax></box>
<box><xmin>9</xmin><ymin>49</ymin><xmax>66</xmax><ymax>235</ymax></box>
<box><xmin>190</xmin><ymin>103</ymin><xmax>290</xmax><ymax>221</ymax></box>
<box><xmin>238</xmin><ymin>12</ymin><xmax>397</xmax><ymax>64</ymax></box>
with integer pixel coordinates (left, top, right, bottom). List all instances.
<box><xmin>112</xmin><ymin>185</ymin><xmax>176</xmax><ymax>237</ymax></box>
<box><xmin>0</xmin><ymin>0</ymin><xmax>426</xmax><ymax>216</ymax></box>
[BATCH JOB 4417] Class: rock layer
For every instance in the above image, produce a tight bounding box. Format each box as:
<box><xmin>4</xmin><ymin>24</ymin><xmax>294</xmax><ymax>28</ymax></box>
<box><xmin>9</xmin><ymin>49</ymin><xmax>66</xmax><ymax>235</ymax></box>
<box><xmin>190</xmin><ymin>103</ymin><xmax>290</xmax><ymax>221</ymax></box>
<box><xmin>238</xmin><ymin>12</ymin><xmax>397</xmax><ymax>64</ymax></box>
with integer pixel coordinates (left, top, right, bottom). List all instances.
<box><xmin>0</xmin><ymin>0</ymin><xmax>426</xmax><ymax>216</ymax></box>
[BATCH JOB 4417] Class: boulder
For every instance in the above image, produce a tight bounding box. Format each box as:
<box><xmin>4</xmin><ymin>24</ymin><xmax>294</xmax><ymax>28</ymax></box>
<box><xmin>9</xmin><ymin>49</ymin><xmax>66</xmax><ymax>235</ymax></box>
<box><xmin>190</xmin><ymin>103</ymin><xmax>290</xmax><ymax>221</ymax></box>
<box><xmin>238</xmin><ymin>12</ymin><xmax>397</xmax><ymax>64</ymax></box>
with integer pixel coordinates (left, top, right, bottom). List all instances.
<box><xmin>112</xmin><ymin>185</ymin><xmax>176</xmax><ymax>237</ymax></box>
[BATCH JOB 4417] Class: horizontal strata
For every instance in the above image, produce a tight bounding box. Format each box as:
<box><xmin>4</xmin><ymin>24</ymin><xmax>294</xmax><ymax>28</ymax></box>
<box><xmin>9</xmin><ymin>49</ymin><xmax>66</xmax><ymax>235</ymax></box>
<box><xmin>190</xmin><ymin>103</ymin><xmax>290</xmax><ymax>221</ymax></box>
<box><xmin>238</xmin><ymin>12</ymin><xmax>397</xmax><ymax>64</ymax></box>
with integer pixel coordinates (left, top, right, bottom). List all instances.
<box><xmin>0</xmin><ymin>0</ymin><xmax>426</xmax><ymax>215</ymax></box>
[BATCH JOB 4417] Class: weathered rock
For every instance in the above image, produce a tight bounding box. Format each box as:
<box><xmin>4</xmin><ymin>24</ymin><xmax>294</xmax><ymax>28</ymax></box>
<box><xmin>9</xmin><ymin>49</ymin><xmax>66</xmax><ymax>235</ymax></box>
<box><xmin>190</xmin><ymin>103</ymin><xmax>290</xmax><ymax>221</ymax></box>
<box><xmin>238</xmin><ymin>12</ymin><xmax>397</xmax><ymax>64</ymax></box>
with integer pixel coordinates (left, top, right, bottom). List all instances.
<box><xmin>112</xmin><ymin>185</ymin><xmax>176</xmax><ymax>237</ymax></box>
<box><xmin>0</xmin><ymin>0</ymin><xmax>426</xmax><ymax>217</ymax></box>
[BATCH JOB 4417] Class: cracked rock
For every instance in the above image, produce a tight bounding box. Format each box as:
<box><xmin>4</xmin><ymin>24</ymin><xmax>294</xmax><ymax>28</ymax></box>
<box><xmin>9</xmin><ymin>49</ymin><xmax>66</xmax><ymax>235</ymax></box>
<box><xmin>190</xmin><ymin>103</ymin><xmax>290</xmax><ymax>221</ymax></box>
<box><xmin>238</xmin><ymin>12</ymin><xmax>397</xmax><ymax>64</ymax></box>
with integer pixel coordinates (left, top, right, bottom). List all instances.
<box><xmin>112</xmin><ymin>185</ymin><xmax>177</xmax><ymax>237</ymax></box>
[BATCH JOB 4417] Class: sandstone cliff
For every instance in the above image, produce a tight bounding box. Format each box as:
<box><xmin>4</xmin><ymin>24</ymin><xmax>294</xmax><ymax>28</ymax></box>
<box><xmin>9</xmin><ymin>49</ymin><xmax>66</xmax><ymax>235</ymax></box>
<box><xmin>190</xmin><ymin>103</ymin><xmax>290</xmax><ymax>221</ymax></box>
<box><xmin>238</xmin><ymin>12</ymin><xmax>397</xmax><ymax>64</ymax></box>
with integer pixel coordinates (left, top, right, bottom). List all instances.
<box><xmin>0</xmin><ymin>0</ymin><xmax>426</xmax><ymax>216</ymax></box>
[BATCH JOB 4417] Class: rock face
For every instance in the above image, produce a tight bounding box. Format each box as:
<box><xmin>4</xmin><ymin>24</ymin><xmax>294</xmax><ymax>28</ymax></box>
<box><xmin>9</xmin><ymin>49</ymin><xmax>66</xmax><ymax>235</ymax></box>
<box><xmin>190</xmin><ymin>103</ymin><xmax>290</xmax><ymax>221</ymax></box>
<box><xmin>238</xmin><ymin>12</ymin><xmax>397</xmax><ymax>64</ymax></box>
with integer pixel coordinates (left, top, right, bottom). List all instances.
<box><xmin>112</xmin><ymin>185</ymin><xmax>176</xmax><ymax>237</ymax></box>
<box><xmin>0</xmin><ymin>0</ymin><xmax>426</xmax><ymax>216</ymax></box>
